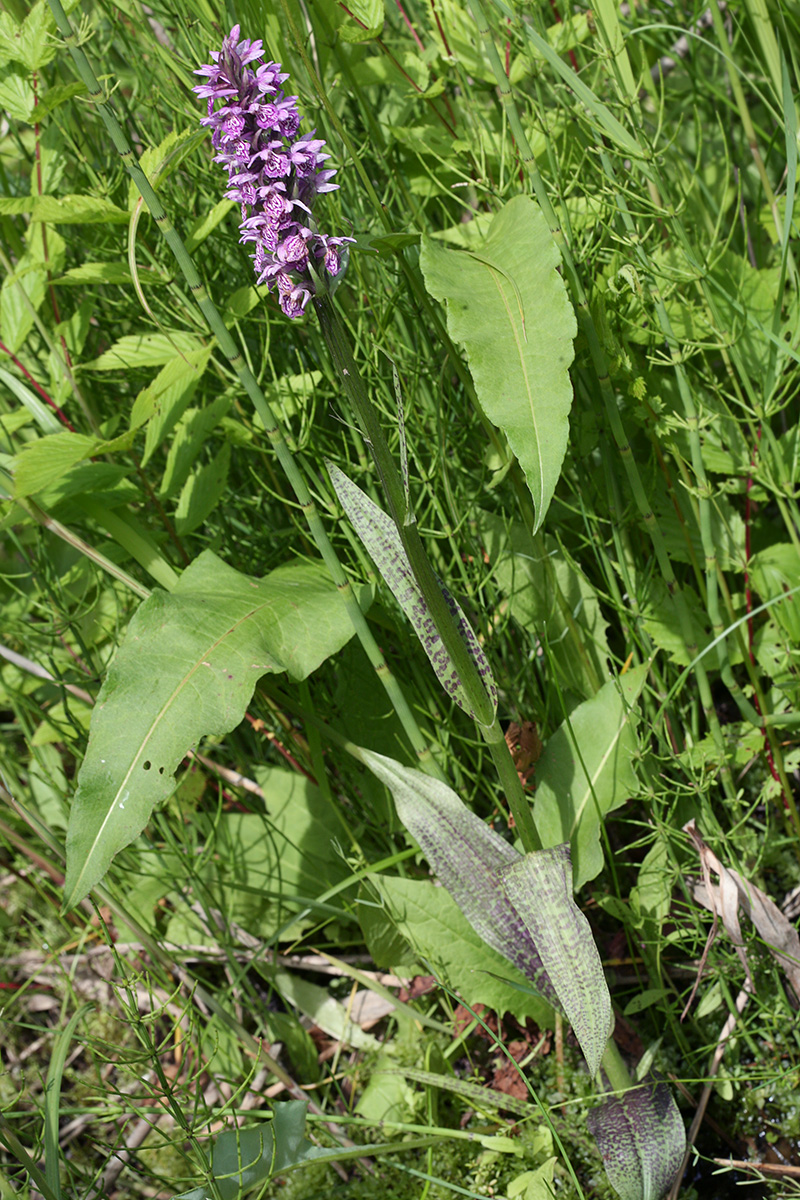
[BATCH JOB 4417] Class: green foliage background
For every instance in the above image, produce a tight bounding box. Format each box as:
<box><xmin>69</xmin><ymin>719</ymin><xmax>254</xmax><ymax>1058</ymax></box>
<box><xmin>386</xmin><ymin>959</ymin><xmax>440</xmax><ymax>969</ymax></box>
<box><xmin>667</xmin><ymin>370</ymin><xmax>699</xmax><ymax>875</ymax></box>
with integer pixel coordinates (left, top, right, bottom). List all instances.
<box><xmin>1</xmin><ymin>0</ymin><xmax>800</xmax><ymax>1195</ymax></box>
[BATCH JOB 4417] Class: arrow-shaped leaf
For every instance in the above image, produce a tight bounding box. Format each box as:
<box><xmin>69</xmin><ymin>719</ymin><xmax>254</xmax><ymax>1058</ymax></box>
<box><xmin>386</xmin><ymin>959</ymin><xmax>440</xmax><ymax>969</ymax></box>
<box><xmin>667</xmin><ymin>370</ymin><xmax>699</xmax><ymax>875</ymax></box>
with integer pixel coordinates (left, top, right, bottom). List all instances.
<box><xmin>64</xmin><ymin>551</ymin><xmax>357</xmax><ymax>908</ymax></box>
<box><xmin>420</xmin><ymin>195</ymin><xmax>577</xmax><ymax>533</ymax></box>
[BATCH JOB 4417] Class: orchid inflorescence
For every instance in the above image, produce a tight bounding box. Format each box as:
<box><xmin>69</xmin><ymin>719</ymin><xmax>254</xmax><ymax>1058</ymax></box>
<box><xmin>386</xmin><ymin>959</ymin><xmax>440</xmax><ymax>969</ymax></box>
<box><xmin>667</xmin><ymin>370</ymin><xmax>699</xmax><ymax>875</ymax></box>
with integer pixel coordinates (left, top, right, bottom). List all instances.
<box><xmin>194</xmin><ymin>25</ymin><xmax>353</xmax><ymax>319</ymax></box>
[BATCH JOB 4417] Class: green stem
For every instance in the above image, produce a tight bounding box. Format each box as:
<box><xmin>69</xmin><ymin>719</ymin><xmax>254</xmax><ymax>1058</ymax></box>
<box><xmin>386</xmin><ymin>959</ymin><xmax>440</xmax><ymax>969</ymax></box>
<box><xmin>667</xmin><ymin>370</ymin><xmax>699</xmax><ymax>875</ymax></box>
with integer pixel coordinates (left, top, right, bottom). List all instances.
<box><xmin>314</xmin><ymin>294</ymin><xmax>495</xmax><ymax>730</ymax></box>
<box><xmin>601</xmin><ymin>1038</ymin><xmax>634</xmax><ymax>1095</ymax></box>
<box><xmin>314</xmin><ymin>295</ymin><xmax>542</xmax><ymax>850</ymax></box>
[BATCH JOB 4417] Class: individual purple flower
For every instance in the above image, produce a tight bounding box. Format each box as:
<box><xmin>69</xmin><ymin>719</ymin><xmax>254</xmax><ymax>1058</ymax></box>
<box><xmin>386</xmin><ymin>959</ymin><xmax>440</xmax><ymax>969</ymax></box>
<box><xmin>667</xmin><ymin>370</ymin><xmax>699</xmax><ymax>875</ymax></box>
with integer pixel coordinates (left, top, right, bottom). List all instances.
<box><xmin>194</xmin><ymin>26</ymin><xmax>354</xmax><ymax>319</ymax></box>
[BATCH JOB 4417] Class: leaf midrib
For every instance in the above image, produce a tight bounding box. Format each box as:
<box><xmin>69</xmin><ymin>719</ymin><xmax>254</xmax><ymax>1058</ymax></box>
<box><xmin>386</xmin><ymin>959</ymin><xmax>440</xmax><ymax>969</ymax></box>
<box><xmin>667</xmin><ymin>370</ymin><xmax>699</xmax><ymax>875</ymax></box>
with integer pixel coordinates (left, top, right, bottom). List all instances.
<box><xmin>73</xmin><ymin>597</ymin><xmax>276</xmax><ymax>897</ymax></box>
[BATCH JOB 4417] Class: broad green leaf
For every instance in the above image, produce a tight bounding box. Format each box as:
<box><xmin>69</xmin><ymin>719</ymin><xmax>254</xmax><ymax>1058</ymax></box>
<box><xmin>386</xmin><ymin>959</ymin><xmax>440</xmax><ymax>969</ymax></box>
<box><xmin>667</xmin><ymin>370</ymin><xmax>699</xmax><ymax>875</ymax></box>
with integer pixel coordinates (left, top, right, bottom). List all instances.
<box><xmin>63</xmin><ymin>552</ymin><xmax>357</xmax><ymax>908</ymax></box>
<box><xmin>13</xmin><ymin>430</ymin><xmax>136</xmax><ymax>498</ymax></box>
<box><xmin>337</xmin><ymin>0</ymin><xmax>384</xmax><ymax>41</ymax></box>
<box><xmin>174</xmin><ymin>442</ymin><xmax>231</xmax><ymax>536</ymax></box>
<box><xmin>500</xmin><ymin>847</ymin><xmax>612</xmax><ymax>1078</ymax></box>
<box><xmin>86</xmin><ymin>332</ymin><xmax>206</xmax><ymax>370</ymax></box>
<box><xmin>508</xmin><ymin>1159</ymin><xmax>558</xmax><ymax>1200</ymax></box>
<box><xmin>28</xmin><ymin>81</ymin><xmax>86</xmax><ymax>122</ymax></box>
<box><xmin>586</xmin><ymin>1081</ymin><xmax>685</xmax><ymax>1200</ymax></box>
<box><xmin>640</xmin><ymin>578</ymin><xmax>712</xmax><ymax>667</ymax></box>
<box><xmin>629</xmin><ymin>839</ymin><xmax>673</xmax><ymax>946</ymax></box>
<box><xmin>159</xmin><ymin>396</ymin><xmax>231</xmax><ymax>497</ymax></box>
<box><xmin>0</xmin><ymin>194</ymin><xmax>130</xmax><ymax>223</ymax></box>
<box><xmin>477</xmin><ymin>510</ymin><xmax>610</xmax><ymax>699</ymax></box>
<box><xmin>127</xmin><ymin>128</ymin><xmax>201</xmax><ymax>210</ymax></box>
<box><xmin>750</xmin><ymin>543</ymin><xmax>800</xmax><ymax>642</ymax></box>
<box><xmin>184</xmin><ymin>198</ymin><xmax>236</xmax><ymax>253</ymax></box>
<box><xmin>0</xmin><ymin>1</ymin><xmax>57</xmax><ymax>69</ymax></box>
<box><xmin>212</xmin><ymin>1102</ymin><xmax>330</xmax><ymax>1199</ymax></box>
<box><xmin>357</xmin><ymin>748</ymin><xmax>557</xmax><ymax>1008</ymax></box>
<box><xmin>356</xmin><ymin>1069</ymin><xmax>416</xmax><ymax>1124</ymax></box>
<box><xmin>130</xmin><ymin>349</ymin><xmax>211</xmax><ymax>444</ymax></box>
<box><xmin>329</xmin><ymin>462</ymin><xmax>497</xmax><ymax>721</ymax></box>
<box><xmin>420</xmin><ymin>196</ymin><xmax>577</xmax><ymax>532</ymax></box>
<box><xmin>53</xmin><ymin>263</ymin><xmax>169</xmax><ymax>287</ymax></box>
<box><xmin>534</xmin><ymin>667</ymin><xmax>646</xmax><ymax>889</ymax></box>
<box><xmin>0</xmin><ymin>254</ymin><xmax>46</xmax><ymax>355</ymax></box>
<box><xmin>313</xmin><ymin>0</ymin><xmax>383</xmax><ymax>42</ymax></box>
<box><xmin>165</xmin><ymin>768</ymin><xmax>350</xmax><ymax>941</ymax></box>
<box><xmin>371</xmin><ymin>874</ymin><xmax>555</xmax><ymax>1026</ymax></box>
<box><xmin>273</xmin><ymin>969</ymin><xmax>380</xmax><ymax>1052</ymax></box>
<box><xmin>0</xmin><ymin>71</ymin><xmax>35</xmax><ymax>120</ymax></box>
<box><xmin>0</xmin><ymin>366</ymin><xmax>63</xmax><ymax>433</ymax></box>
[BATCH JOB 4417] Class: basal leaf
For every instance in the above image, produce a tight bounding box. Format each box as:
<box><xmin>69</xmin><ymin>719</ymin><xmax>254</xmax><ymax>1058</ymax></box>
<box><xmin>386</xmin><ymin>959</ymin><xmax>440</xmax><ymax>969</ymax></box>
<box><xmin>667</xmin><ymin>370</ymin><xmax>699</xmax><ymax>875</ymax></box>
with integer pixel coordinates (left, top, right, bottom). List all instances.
<box><xmin>587</xmin><ymin>1080</ymin><xmax>685</xmax><ymax>1200</ymax></box>
<box><xmin>328</xmin><ymin>462</ymin><xmax>497</xmax><ymax>720</ymax></box>
<box><xmin>371</xmin><ymin>874</ymin><xmax>555</xmax><ymax>1026</ymax></box>
<box><xmin>500</xmin><ymin>846</ymin><xmax>612</xmax><ymax>1077</ymax></box>
<box><xmin>534</xmin><ymin>666</ymin><xmax>647</xmax><ymax>888</ymax></box>
<box><xmin>63</xmin><ymin>552</ymin><xmax>356</xmax><ymax>908</ymax></box>
<box><xmin>357</xmin><ymin>748</ymin><xmax>557</xmax><ymax>1006</ymax></box>
<box><xmin>420</xmin><ymin>196</ymin><xmax>577</xmax><ymax>532</ymax></box>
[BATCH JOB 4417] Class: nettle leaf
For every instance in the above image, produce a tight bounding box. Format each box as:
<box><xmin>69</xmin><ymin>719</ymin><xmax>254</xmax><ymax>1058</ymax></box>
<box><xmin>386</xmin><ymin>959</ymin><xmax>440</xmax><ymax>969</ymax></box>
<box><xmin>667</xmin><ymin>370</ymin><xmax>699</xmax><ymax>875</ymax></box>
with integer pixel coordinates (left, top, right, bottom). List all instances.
<box><xmin>337</xmin><ymin>0</ymin><xmax>384</xmax><ymax>42</ymax></box>
<box><xmin>87</xmin><ymin>332</ymin><xmax>207</xmax><ymax>370</ymax></box>
<box><xmin>328</xmin><ymin>462</ymin><xmax>497</xmax><ymax>721</ymax></box>
<box><xmin>534</xmin><ymin>666</ymin><xmax>647</xmax><ymax>889</ymax></box>
<box><xmin>63</xmin><ymin>552</ymin><xmax>357</xmax><ymax>908</ymax></box>
<box><xmin>14</xmin><ymin>429</ymin><xmax>136</xmax><ymax>498</ymax></box>
<box><xmin>500</xmin><ymin>847</ymin><xmax>612</xmax><ymax>1078</ymax></box>
<box><xmin>357</xmin><ymin>748</ymin><xmax>557</xmax><ymax>1006</ymax></box>
<box><xmin>420</xmin><ymin>195</ymin><xmax>577</xmax><ymax>533</ymax></box>
<box><xmin>587</xmin><ymin>1080</ymin><xmax>685</xmax><ymax>1200</ymax></box>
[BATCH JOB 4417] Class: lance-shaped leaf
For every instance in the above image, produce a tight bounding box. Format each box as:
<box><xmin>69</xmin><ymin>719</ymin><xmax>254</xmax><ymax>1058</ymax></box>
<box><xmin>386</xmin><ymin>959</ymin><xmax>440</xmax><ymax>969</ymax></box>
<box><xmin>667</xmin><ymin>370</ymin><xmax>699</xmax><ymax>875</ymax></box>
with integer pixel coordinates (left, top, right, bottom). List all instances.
<box><xmin>534</xmin><ymin>666</ymin><xmax>647</xmax><ymax>889</ymax></box>
<box><xmin>357</xmin><ymin>747</ymin><xmax>558</xmax><ymax>1006</ymax></box>
<box><xmin>64</xmin><ymin>551</ymin><xmax>358</xmax><ymax>909</ymax></box>
<box><xmin>420</xmin><ymin>195</ymin><xmax>577</xmax><ymax>533</ymax></box>
<box><xmin>587</xmin><ymin>1080</ymin><xmax>686</xmax><ymax>1200</ymax></box>
<box><xmin>328</xmin><ymin>462</ymin><xmax>497</xmax><ymax>721</ymax></box>
<box><xmin>500</xmin><ymin>846</ymin><xmax>612</xmax><ymax>1078</ymax></box>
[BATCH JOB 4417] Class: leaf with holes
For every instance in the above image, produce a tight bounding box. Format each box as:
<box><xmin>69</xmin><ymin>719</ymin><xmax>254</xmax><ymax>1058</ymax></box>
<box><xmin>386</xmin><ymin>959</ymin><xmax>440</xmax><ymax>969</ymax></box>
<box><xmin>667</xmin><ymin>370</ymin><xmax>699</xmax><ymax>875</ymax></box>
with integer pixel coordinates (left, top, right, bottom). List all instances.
<box><xmin>63</xmin><ymin>551</ymin><xmax>359</xmax><ymax>909</ymax></box>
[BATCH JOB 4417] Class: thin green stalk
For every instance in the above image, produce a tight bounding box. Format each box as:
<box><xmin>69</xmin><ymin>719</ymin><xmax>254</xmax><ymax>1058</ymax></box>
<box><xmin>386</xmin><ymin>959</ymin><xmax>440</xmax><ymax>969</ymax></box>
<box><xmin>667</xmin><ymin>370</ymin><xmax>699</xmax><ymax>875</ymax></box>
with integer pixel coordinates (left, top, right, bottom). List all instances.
<box><xmin>313</xmin><ymin>294</ymin><xmax>541</xmax><ymax>850</ymax></box>
<box><xmin>16</xmin><ymin>494</ymin><xmax>152</xmax><ymax>600</ymax></box>
<box><xmin>45</xmin><ymin>0</ymin><xmax>439</xmax><ymax>776</ymax></box>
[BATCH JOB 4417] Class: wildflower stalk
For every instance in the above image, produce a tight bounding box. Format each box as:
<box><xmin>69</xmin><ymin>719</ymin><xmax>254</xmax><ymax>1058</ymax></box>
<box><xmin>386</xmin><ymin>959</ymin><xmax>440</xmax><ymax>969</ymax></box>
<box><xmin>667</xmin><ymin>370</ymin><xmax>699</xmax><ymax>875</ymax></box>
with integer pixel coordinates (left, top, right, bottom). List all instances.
<box><xmin>313</xmin><ymin>294</ymin><xmax>542</xmax><ymax>854</ymax></box>
<box><xmin>45</xmin><ymin>0</ymin><xmax>442</xmax><ymax>777</ymax></box>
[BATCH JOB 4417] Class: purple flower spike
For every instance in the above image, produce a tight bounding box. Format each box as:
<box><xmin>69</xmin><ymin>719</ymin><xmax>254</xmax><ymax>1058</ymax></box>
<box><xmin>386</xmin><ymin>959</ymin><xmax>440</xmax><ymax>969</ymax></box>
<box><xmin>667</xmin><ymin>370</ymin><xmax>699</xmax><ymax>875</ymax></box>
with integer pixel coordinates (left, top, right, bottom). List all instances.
<box><xmin>194</xmin><ymin>27</ymin><xmax>354</xmax><ymax>319</ymax></box>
